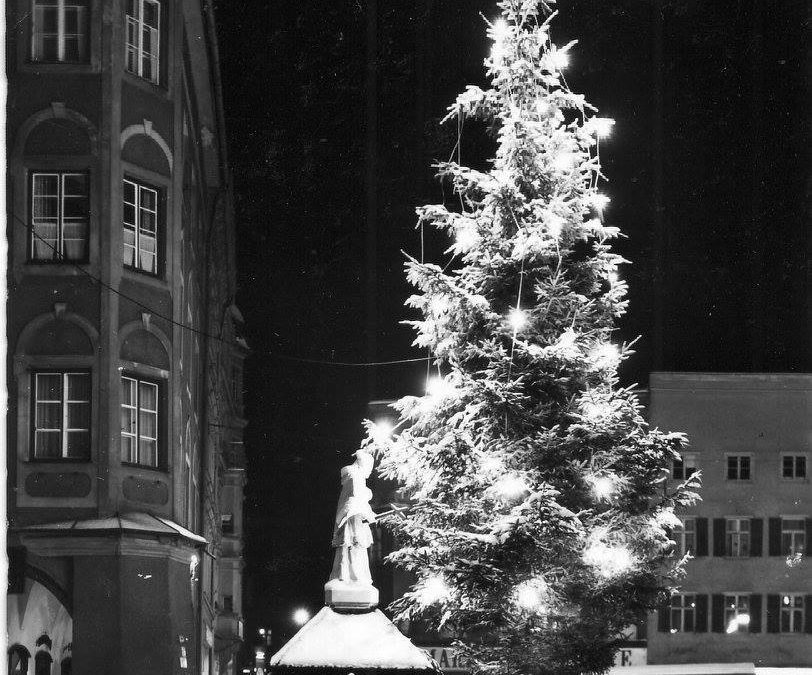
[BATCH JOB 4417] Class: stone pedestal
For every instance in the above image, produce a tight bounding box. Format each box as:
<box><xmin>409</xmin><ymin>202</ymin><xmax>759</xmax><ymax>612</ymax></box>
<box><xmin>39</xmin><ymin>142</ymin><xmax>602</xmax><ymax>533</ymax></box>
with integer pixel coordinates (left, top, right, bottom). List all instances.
<box><xmin>324</xmin><ymin>579</ymin><xmax>379</xmax><ymax>610</ymax></box>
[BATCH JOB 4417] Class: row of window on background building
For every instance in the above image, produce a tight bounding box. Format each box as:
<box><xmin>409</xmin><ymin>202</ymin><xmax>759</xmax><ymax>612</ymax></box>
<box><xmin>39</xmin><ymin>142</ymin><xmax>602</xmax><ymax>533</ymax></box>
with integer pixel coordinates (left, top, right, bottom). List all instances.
<box><xmin>34</xmin><ymin>371</ymin><xmax>162</xmax><ymax>467</ymax></box>
<box><xmin>664</xmin><ymin>593</ymin><xmax>811</xmax><ymax>635</ymax></box>
<box><xmin>672</xmin><ymin>453</ymin><xmax>807</xmax><ymax>481</ymax></box>
<box><xmin>671</xmin><ymin>516</ymin><xmax>809</xmax><ymax>557</ymax></box>
<box><xmin>32</xmin><ymin>0</ymin><xmax>161</xmax><ymax>84</ymax></box>
<box><xmin>31</xmin><ymin>174</ymin><xmax>161</xmax><ymax>275</ymax></box>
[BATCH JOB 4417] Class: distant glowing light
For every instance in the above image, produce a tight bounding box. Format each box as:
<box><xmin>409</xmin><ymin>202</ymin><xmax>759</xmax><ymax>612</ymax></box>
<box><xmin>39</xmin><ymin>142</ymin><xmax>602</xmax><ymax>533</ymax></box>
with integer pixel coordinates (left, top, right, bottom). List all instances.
<box><xmin>256</xmin><ymin>650</ymin><xmax>266</xmax><ymax>661</ymax></box>
<box><xmin>608</xmin><ymin>271</ymin><xmax>619</xmax><ymax>285</ymax></box>
<box><xmin>546</xmin><ymin>213</ymin><xmax>565</xmax><ymax>238</ymax></box>
<box><xmin>429</xmin><ymin>295</ymin><xmax>451</xmax><ymax>316</ymax></box>
<box><xmin>509</xmin><ymin>308</ymin><xmax>528</xmax><ymax>332</ymax></box>
<box><xmin>515</xmin><ymin>578</ymin><xmax>549</xmax><ymax>612</ymax></box>
<box><xmin>590</xmin><ymin>193</ymin><xmax>611</xmax><ymax>213</ymax></box>
<box><xmin>418</xmin><ymin>575</ymin><xmax>451</xmax><ymax>605</ymax></box>
<box><xmin>293</xmin><ymin>608</ymin><xmax>311</xmax><ymax>626</ymax></box>
<box><xmin>492</xmin><ymin>474</ymin><xmax>530</xmax><ymax>502</ymax></box>
<box><xmin>591</xmin><ymin>117</ymin><xmax>615</xmax><ymax>139</ymax></box>
<box><xmin>583</xmin><ymin>539</ymin><xmax>635</xmax><ymax>578</ymax></box>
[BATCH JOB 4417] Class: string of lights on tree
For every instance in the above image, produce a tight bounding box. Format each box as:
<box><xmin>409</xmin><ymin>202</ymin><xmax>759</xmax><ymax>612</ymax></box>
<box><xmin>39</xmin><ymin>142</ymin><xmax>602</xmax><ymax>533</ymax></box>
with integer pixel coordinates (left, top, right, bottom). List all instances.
<box><xmin>360</xmin><ymin>2</ymin><xmax>698</xmax><ymax>674</ymax></box>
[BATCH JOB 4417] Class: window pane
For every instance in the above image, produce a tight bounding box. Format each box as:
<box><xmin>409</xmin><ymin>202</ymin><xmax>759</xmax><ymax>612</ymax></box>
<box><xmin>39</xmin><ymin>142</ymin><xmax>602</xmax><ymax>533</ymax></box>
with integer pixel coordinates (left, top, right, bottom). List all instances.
<box><xmin>727</xmin><ymin>457</ymin><xmax>737</xmax><ymax>479</ymax></box>
<box><xmin>143</xmin><ymin>1</ymin><xmax>159</xmax><ymax>28</ymax></box>
<box><xmin>36</xmin><ymin>401</ymin><xmax>62</xmax><ymax>430</ymax></box>
<box><xmin>121</xmin><ymin>377</ymin><xmax>136</xmax><ymax>405</ymax></box>
<box><xmin>127</xmin><ymin>0</ymin><xmax>139</xmax><ymax>19</ymax></box>
<box><xmin>123</xmin><ymin>179</ymin><xmax>136</xmax><ymax>205</ymax></box>
<box><xmin>740</xmin><ymin>457</ymin><xmax>750</xmax><ymax>480</ymax></box>
<box><xmin>67</xmin><ymin>401</ymin><xmax>90</xmax><ymax>430</ymax></box>
<box><xmin>783</xmin><ymin>456</ymin><xmax>794</xmax><ymax>478</ymax></box>
<box><xmin>139</xmin><ymin>438</ymin><xmax>158</xmax><ymax>466</ymax></box>
<box><xmin>139</xmin><ymin>381</ymin><xmax>157</xmax><ymax>411</ymax></box>
<box><xmin>36</xmin><ymin>373</ymin><xmax>62</xmax><ymax>400</ymax></box>
<box><xmin>66</xmin><ymin>373</ymin><xmax>90</xmax><ymax>400</ymax></box>
<box><xmin>66</xmin><ymin>430</ymin><xmax>90</xmax><ymax>458</ymax></box>
<box><xmin>121</xmin><ymin>435</ymin><xmax>136</xmax><ymax>463</ymax></box>
<box><xmin>797</xmin><ymin>456</ymin><xmax>806</xmax><ymax>478</ymax></box>
<box><xmin>35</xmin><ymin>430</ymin><xmax>61</xmax><ymax>458</ymax></box>
<box><xmin>139</xmin><ymin>409</ymin><xmax>157</xmax><ymax>439</ymax></box>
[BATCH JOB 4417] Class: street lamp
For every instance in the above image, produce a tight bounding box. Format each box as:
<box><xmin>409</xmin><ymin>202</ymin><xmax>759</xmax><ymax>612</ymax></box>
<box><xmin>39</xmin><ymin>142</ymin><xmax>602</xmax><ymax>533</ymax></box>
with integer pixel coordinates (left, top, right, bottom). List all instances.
<box><xmin>292</xmin><ymin>608</ymin><xmax>310</xmax><ymax>626</ymax></box>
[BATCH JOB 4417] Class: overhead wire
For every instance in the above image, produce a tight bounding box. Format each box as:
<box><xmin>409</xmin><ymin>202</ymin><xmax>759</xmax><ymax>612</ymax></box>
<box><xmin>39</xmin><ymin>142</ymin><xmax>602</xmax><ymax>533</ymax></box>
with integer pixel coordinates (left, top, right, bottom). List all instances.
<box><xmin>10</xmin><ymin>210</ymin><xmax>431</xmax><ymax>368</ymax></box>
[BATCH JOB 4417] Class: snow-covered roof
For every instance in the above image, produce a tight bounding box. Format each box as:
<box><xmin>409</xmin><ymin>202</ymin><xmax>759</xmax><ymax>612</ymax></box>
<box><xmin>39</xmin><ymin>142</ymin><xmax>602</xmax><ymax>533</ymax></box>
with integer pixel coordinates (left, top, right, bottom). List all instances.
<box><xmin>17</xmin><ymin>511</ymin><xmax>207</xmax><ymax>544</ymax></box>
<box><xmin>269</xmin><ymin>607</ymin><xmax>440</xmax><ymax>673</ymax></box>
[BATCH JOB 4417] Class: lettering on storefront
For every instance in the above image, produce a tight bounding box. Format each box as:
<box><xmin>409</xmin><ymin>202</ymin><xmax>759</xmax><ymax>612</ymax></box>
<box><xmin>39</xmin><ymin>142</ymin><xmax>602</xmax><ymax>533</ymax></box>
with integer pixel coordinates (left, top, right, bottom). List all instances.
<box><xmin>612</xmin><ymin>647</ymin><xmax>646</xmax><ymax>667</ymax></box>
<box><xmin>420</xmin><ymin>646</ymin><xmax>467</xmax><ymax>672</ymax></box>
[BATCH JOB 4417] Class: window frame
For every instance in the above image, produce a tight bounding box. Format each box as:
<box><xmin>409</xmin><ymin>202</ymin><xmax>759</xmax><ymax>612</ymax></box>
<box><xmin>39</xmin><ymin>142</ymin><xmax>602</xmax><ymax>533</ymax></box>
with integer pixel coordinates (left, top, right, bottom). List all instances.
<box><xmin>723</xmin><ymin>593</ymin><xmax>750</xmax><ymax>634</ymax></box>
<box><xmin>29</xmin><ymin>170</ymin><xmax>90</xmax><ymax>263</ymax></box>
<box><xmin>30</xmin><ymin>369</ymin><xmax>91</xmax><ymax>461</ymax></box>
<box><xmin>781</xmin><ymin>454</ymin><xmax>808</xmax><ymax>481</ymax></box>
<box><xmin>122</xmin><ymin>177</ymin><xmax>162</xmax><ymax>276</ymax></box>
<box><xmin>669</xmin><ymin>593</ymin><xmax>696</xmax><ymax>633</ymax></box>
<box><xmin>779</xmin><ymin>594</ymin><xmax>805</xmax><ymax>633</ymax></box>
<box><xmin>672</xmin><ymin>452</ymin><xmax>699</xmax><ymax>481</ymax></box>
<box><xmin>673</xmin><ymin>517</ymin><xmax>697</xmax><ymax>557</ymax></box>
<box><xmin>725</xmin><ymin>518</ymin><xmax>751</xmax><ymax>557</ymax></box>
<box><xmin>31</xmin><ymin>0</ymin><xmax>90</xmax><ymax>64</ymax></box>
<box><xmin>725</xmin><ymin>454</ymin><xmax>753</xmax><ymax>481</ymax></box>
<box><xmin>125</xmin><ymin>0</ymin><xmax>161</xmax><ymax>84</ymax></box>
<box><xmin>120</xmin><ymin>373</ymin><xmax>162</xmax><ymax>469</ymax></box>
<box><xmin>780</xmin><ymin>517</ymin><xmax>806</xmax><ymax>557</ymax></box>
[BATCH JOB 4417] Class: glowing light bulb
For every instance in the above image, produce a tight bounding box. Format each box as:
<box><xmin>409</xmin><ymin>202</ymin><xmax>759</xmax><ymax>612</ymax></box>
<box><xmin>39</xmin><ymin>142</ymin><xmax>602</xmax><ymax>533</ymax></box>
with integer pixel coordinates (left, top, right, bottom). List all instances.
<box><xmin>509</xmin><ymin>308</ymin><xmax>527</xmax><ymax>332</ymax></box>
<box><xmin>491</xmin><ymin>18</ymin><xmax>509</xmax><ymax>42</ymax></box>
<box><xmin>590</xmin><ymin>193</ymin><xmax>611</xmax><ymax>213</ymax></box>
<box><xmin>726</xmin><ymin>614</ymin><xmax>749</xmax><ymax>633</ymax></box>
<box><xmin>419</xmin><ymin>575</ymin><xmax>451</xmax><ymax>605</ymax></box>
<box><xmin>583</xmin><ymin>540</ymin><xmax>634</xmax><ymax>578</ymax></box>
<box><xmin>515</xmin><ymin>578</ymin><xmax>548</xmax><ymax>612</ymax></box>
<box><xmin>551</xmin><ymin>49</ymin><xmax>569</xmax><ymax>70</ymax></box>
<box><xmin>429</xmin><ymin>295</ymin><xmax>450</xmax><ymax>316</ymax></box>
<box><xmin>426</xmin><ymin>376</ymin><xmax>456</xmax><ymax>402</ymax></box>
<box><xmin>370</xmin><ymin>419</ymin><xmax>394</xmax><ymax>445</ymax></box>
<box><xmin>546</xmin><ymin>213</ymin><xmax>564</xmax><ymax>238</ymax></box>
<box><xmin>591</xmin><ymin>117</ymin><xmax>615</xmax><ymax>139</ymax></box>
<box><xmin>491</xmin><ymin>42</ymin><xmax>506</xmax><ymax>64</ymax></box>
<box><xmin>492</xmin><ymin>474</ymin><xmax>529</xmax><ymax>501</ymax></box>
<box><xmin>551</xmin><ymin>152</ymin><xmax>576</xmax><ymax>172</ymax></box>
<box><xmin>455</xmin><ymin>225</ymin><xmax>479</xmax><ymax>251</ymax></box>
<box><xmin>581</xmin><ymin>400</ymin><xmax>613</xmax><ymax>423</ymax></box>
<box><xmin>589</xmin><ymin>474</ymin><xmax>616</xmax><ymax>501</ymax></box>
<box><xmin>590</xmin><ymin>343</ymin><xmax>620</xmax><ymax>369</ymax></box>
<box><xmin>608</xmin><ymin>271</ymin><xmax>619</xmax><ymax>285</ymax></box>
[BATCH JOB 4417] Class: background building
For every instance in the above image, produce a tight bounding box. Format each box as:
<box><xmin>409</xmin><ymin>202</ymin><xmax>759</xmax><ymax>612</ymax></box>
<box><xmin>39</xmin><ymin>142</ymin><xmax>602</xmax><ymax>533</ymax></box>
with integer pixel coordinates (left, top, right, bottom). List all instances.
<box><xmin>5</xmin><ymin>1</ymin><xmax>246</xmax><ymax>673</ymax></box>
<box><xmin>649</xmin><ymin>372</ymin><xmax>812</xmax><ymax>668</ymax></box>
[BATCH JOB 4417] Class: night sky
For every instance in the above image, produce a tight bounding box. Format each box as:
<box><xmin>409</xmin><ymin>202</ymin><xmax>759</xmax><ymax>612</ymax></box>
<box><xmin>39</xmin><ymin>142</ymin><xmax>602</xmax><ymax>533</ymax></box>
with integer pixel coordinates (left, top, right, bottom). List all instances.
<box><xmin>213</xmin><ymin>0</ymin><xmax>809</xmax><ymax>658</ymax></box>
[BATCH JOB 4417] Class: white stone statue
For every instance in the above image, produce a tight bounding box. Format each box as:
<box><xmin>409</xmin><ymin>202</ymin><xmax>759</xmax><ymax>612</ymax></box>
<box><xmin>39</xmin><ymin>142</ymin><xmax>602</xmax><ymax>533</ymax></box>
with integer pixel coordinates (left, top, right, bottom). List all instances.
<box><xmin>324</xmin><ymin>448</ymin><xmax>380</xmax><ymax>609</ymax></box>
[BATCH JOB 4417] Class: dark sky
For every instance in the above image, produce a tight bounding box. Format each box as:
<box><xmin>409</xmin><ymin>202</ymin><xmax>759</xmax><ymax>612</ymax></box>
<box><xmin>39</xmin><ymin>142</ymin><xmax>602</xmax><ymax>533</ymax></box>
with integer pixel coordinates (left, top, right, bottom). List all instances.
<box><xmin>213</xmin><ymin>0</ymin><xmax>809</xmax><ymax>656</ymax></box>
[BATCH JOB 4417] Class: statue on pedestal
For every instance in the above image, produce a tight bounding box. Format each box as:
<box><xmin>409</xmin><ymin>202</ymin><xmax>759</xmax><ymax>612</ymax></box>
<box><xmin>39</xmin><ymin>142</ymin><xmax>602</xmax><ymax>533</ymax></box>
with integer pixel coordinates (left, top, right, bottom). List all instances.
<box><xmin>324</xmin><ymin>448</ymin><xmax>380</xmax><ymax>609</ymax></box>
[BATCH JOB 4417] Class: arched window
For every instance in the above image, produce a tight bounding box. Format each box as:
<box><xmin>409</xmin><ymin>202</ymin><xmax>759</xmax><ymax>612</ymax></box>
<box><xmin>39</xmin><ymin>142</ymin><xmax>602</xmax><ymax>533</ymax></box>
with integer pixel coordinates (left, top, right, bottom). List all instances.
<box><xmin>8</xmin><ymin>644</ymin><xmax>31</xmax><ymax>675</ymax></box>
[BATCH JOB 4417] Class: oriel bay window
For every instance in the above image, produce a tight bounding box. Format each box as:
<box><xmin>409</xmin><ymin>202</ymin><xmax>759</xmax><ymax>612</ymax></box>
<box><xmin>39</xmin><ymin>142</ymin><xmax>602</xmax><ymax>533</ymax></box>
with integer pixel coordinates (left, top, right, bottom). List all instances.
<box><xmin>125</xmin><ymin>0</ymin><xmax>160</xmax><ymax>83</ymax></box>
<box><xmin>121</xmin><ymin>375</ymin><xmax>159</xmax><ymax>467</ymax></box>
<box><xmin>123</xmin><ymin>179</ymin><xmax>159</xmax><ymax>274</ymax></box>
<box><xmin>30</xmin><ymin>172</ymin><xmax>89</xmax><ymax>261</ymax></box>
<box><xmin>32</xmin><ymin>371</ymin><xmax>90</xmax><ymax>459</ymax></box>
<box><xmin>32</xmin><ymin>0</ymin><xmax>89</xmax><ymax>63</ymax></box>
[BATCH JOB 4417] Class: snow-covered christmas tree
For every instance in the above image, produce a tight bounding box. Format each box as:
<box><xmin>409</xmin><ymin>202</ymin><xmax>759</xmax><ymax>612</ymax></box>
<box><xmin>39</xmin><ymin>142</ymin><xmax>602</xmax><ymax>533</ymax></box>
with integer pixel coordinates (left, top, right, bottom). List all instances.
<box><xmin>362</xmin><ymin>2</ymin><xmax>699</xmax><ymax>674</ymax></box>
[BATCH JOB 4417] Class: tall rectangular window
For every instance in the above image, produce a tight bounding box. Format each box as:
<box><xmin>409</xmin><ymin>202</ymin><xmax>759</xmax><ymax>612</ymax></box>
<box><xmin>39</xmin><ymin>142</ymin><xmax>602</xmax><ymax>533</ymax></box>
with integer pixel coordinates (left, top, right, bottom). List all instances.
<box><xmin>123</xmin><ymin>179</ymin><xmax>159</xmax><ymax>274</ymax></box>
<box><xmin>31</xmin><ymin>172</ymin><xmax>89</xmax><ymax>261</ymax></box>
<box><xmin>673</xmin><ymin>518</ymin><xmax>696</xmax><ymax>557</ymax></box>
<box><xmin>726</xmin><ymin>518</ymin><xmax>750</xmax><ymax>557</ymax></box>
<box><xmin>672</xmin><ymin>453</ymin><xmax>698</xmax><ymax>481</ymax></box>
<box><xmin>121</xmin><ymin>375</ymin><xmax>159</xmax><ymax>467</ymax></box>
<box><xmin>723</xmin><ymin>594</ymin><xmax>750</xmax><ymax>633</ymax></box>
<box><xmin>780</xmin><ymin>594</ymin><xmax>804</xmax><ymax>633</ymax></box>
<box><xmin>727</xmin><ymin>455</ymin><xmax>751</xmax><ymax>480</ymax></box>
<box><xmin>32</xmin><ymin>0</ymin><xmax>89</xmax><ymax>62</ymax></box>
<box><xmin>670</xmin><ymin>594</ymin><xmax>696</xmax><ymax>633</ymax></box>
<box><xmin>33</xmin><ymin>371</ymin><xmax>90</xmax><ymax>459</ymax></box>
<box><xmin>125</xmin><ymin>0</ymin><xmax>160</xmax><ymax>83</ymax></box>
<box><xmin>781</xmin><ymin>518</ymin><xmax>805</xmax><ymax>556</ymax></box>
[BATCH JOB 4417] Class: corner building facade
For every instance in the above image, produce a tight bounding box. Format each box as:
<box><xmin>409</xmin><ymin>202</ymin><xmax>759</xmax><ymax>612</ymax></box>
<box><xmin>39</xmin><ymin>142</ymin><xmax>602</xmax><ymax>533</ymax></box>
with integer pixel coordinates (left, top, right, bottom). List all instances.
<box><xmin>648</xmin><ymin>372</ymin><xmax>812</xmax><ymax>668</ymax></box>
<box><xmin>5</xmin><ymin>1</ymin><xmax>247</xmax><ymax>673</ymax></box>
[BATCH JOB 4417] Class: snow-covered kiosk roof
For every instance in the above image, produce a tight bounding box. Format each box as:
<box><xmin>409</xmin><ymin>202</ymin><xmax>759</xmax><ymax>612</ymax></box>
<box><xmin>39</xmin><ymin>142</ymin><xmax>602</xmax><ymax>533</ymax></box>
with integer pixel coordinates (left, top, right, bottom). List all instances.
<box><xmin>268</xmin><ymin>449</ymin><xmax>441</xmax><ymax>675</ymax></box>
<box><xmin>268</xmin><ymin>606</ymin><xmax>441</xmax><ymax>675</ymax></box>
